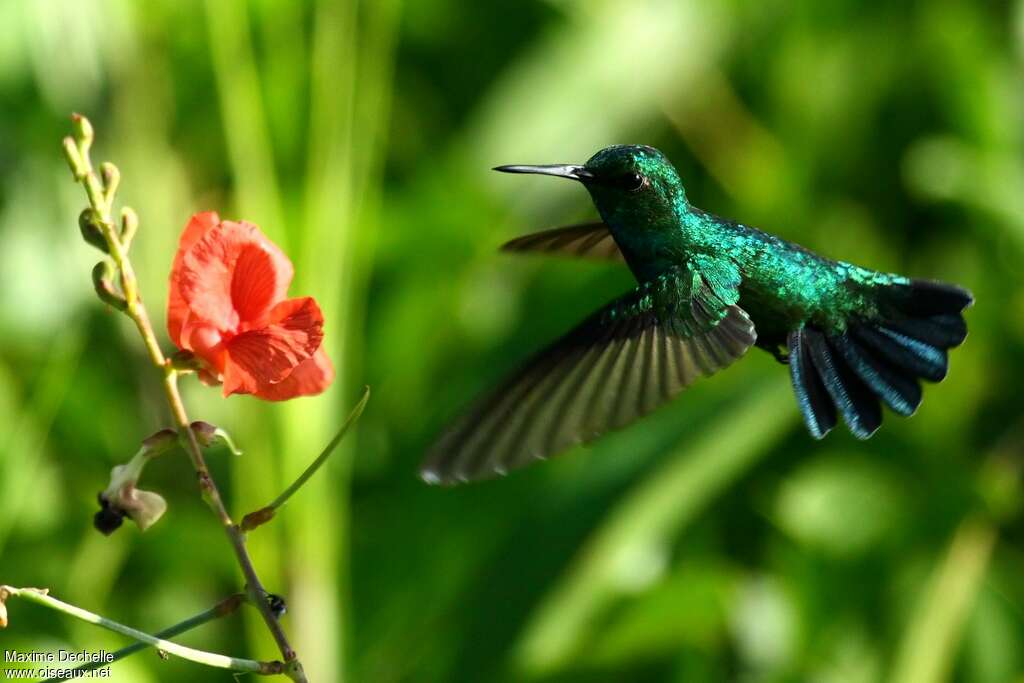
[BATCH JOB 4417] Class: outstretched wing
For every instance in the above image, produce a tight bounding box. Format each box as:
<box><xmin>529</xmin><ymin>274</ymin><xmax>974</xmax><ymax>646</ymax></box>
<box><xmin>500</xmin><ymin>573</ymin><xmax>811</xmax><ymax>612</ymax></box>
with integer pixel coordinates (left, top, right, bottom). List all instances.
<box><xmin>501</xmin><ymin>222</ymin><xmax>624</xmax><ymax>261</ymax></box>
<box><xmin>421</xmin><ymin>262</ymin><xmax>756</xmax><ymax>484</ymax></box>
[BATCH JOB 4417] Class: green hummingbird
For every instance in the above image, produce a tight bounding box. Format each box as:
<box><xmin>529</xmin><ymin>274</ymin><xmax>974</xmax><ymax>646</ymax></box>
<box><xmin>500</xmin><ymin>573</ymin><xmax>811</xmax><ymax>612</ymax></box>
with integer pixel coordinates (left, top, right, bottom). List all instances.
<box><xmin>422</xmin><ymin>145</ymin><xmax>972</xmax><ymax>484</ymax></box>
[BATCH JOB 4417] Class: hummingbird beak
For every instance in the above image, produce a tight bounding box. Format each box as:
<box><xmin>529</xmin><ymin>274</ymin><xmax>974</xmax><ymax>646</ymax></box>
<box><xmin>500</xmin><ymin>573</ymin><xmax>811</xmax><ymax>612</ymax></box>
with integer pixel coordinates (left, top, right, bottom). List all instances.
<box><xmin>493</xmin><ymin>164</ymin><xmax>593</xmax><ymax>182</ymax></box>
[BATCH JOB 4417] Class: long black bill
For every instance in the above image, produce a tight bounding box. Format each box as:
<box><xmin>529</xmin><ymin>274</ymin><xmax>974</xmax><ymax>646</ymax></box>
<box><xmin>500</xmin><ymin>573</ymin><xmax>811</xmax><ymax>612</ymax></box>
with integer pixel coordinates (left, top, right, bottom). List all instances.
<box><xmin>493</xmin><ymin>164</ymin><xmax>593</xmax><ymax>181</ymax></box>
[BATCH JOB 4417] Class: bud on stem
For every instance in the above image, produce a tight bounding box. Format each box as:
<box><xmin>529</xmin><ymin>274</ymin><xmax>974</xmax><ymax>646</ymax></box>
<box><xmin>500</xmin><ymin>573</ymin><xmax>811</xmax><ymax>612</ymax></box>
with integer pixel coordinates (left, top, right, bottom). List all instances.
<box><xmin>100</xmin><ymin>162</ymin><xmax>120</xmax><ymax>207</ymax></box>
<box><xmin>141</xmin><ymin>428</ymin><xmax>179</xmax><ymax>453</ymax></box>
<box><xmin>62</xmin><ymin>137</ymin><xmax>86</xmax><ymax>180</ymax></box>
<box><xmin>71</xmin><ymin>113</ymin><xmax>93</xmax><ymax>155</ymax></box>
<box><xmin>92</xmin><ymin>261</ymin><xmax>127</xmax><ymax>311</ymax></box>
<box><xmin>191</xmin><ymin>422</ymin><xmax>243</xmax><ymax>456</ymax></box>
<box><xmin>120</xmin><ymin>207</ymin><xmax>139</xmax><ymax>250</ymax></box>
<box><xmin>95</xmin><ymin>429</ymin><xmax>177</xmax><ymax>535</ymax></box>
<box><xmin>169</xmin><ymin>351</ymin><xmax>208</xmax><ymax>377</ymax></box>
<box><xmin>78</xmin><ymin>209</ymin><xmax>109</xmax><ymax>253</ymax></box>
<box><xmin>241</xmin><ymin>506</ymin><xmax>276</xmax><ymax>532</ymax></box>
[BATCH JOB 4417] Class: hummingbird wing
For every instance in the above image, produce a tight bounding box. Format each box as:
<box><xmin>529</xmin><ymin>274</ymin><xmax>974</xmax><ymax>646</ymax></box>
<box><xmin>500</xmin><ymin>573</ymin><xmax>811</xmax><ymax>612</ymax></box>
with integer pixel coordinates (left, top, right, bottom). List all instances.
<box><xmin>501</xmin><ymin>222</ymin><xmax>624</xmax><ymax>261</ymax></box>
<box><xmin>421</xmin><ymin>262</ymin><xmax>756</xmax><ymax>484</ymax></box>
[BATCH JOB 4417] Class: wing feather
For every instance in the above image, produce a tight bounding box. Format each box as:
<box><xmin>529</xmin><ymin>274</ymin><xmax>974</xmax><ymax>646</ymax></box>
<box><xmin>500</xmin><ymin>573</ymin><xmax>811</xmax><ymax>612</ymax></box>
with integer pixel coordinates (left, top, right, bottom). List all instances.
<box><xmin>422</xmin><ymin>264</ymin><xmax>757</xmax><ymax>484</ymax></box>
<box><xmin>501</xmin><ymin>222</ymin><xmax>624</xmax><ymax>261</ymax></box>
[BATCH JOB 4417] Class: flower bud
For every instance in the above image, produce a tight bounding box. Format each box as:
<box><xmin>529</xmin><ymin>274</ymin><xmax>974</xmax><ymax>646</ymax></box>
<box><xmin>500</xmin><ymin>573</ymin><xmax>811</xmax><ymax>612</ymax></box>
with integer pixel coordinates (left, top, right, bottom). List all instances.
<box><xmin>71</xmin><ymin>113</ymin><xmax>93</xmax><ymax>150</ymax></box>
<box><xmin>141</xmin><ymin>428</ymin><xmax>178</xmax><ymax>453</ymax></box>
<box><xmin>169</xmin><ymin>350</ymin><xmax>203</xmax><ymax>373</ymax></box>
<box><xmin>62</xmin><ymin>136</ymin><xmax>85</xmax><ymax>179</ymax></box>
<box><xmin>95</xmin><ymin>431</ymin><xmax>176</xmax><ymax>534</ymax></box>
<box><xmin>101</xmin><ymin>162</ymin><xmax>120</xmax><ymax>203</ymax></box>
<box><xmin>190</xmin><ymin>421</ymin><xmax>216</xmax><ymax>444</ymax></box>
<box><xmin>92</xmin><ymin>261</ymin><xmax>127</xmax><ymax>311</ymax></box>
<box><xmin>79</xmin><ymin>209</ymin><xmax>108</xmax><ymax>253</ymax></box>
<box><xmin>191</xmin><ymin>421</ymin><xmax>243</xmax><ymax>456</ymax></box>
<box><xmin>96</xmin><ymin>477</ymin><xmax>167</xmax><ymax>534</ymax></box>
<box><xmin>120</xmin><ymin>207</ymin><xmax>139</xmax><ymax>250</ymax></box>
<box><xmin>241</xmin><ymin>506</ymin><xmax>275</xmax><ymax>532</ymax></box>
<box><xmin>122</xmin><ymin>489</ymin><xmax>167</xmax><ymax>531</ymax></box>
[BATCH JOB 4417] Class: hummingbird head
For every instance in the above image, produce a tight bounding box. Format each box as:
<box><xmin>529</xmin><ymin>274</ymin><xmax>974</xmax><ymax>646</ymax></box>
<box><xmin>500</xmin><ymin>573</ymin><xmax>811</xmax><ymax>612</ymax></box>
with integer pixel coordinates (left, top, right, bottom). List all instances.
<box><xmin>494</xmin><ymin>145</ymin><xmax>687</xmax><ymax>227</ymax></box>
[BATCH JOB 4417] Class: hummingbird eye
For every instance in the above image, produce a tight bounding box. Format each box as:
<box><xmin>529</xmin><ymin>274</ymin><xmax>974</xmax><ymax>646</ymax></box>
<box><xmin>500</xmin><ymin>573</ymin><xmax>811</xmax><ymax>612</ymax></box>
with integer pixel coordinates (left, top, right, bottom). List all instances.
<box><xmin>616</xmin><ymin>172</ymin><xmax>645</xmax><ymax>192</ymax></box>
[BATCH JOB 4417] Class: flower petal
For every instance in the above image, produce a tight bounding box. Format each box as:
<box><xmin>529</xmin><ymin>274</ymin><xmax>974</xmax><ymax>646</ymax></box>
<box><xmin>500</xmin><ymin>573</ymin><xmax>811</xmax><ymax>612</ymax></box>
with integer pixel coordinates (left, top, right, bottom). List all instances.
<box><xmin>178</xmin><ymin>320</ymin><xmax>228</xmax><ymax>374</ymax></box>
<box><xmin>254</xmin><ymin>347</ymin><xmax>335</xmax><ymax>401</ymax></box>
<box><xmin>168</xmin><ymin>212</ymin><xmax>220</xmax><ymax>346</ymax></box>
<box><xmin>178</xmin><ymin>220</ymin><xmax>294</xmax><ymax>333</ymax></box>
<box><xmin>123</xmin><ymin>488</ymin><xmax>167</xmax><ymax>531</ymax></box>
<box><xmin>222</xmin><ymin>297</ymin><xmax>324</xmax><ymax>396</ymax></box>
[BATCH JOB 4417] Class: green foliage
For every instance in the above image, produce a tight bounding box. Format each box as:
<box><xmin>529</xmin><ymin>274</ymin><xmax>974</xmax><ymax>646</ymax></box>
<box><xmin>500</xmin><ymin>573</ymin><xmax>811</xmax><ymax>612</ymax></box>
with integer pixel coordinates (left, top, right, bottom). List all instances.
<box><xmin>774</xmin><ymin>454</ymin><xmax>907</xmax><ymax>557</ymax></box>
<box><xmin>1</xmin><ymin>1</ymin><xmax>1022</xmax><ymax>681</ymax></box>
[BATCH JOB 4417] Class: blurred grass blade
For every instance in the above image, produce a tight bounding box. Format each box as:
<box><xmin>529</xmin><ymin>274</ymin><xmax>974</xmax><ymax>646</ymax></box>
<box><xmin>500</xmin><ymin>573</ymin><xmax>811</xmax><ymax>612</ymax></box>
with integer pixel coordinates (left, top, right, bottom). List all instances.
<box><xmin>463</xmin><ymin>0</ymin><xmax>728</xmax><ymax>214</ymax></box>
<box><xmin>0</xmin><ymin>328</ymin><xmax>84</xmax><ymax>555</ymax></box>
<box><xmin>276</xmin><ymin>3</ymin><xmax>358</xmax><ymax>678</ymax></box>
<box><xmin>514</xmin><ymin>377</ymin><xmax>795</xmax><ymax>676</ymax></box>
<box><xmin>664</xmin><ymin>70</ymin><xmax>794</xmax><ymax>219</ymax></box>
<box><xmin>204</xmin><ymin>0</ymin><xmax>284</xmax><ymax>240</ymax></box>
<box><xmin>204</xmin><ymin>0</ymin><xmax>288</xmax><ymax>663</ymax></box>
<box><xmin>890</xmin><ymin>517</ymin><xmax>996</xmax><ymax>683</ymax></box>
<box><xmin>278</xmin><ymin>1</ymin><xmax>401</xmax><ymax>680</ymax></box>
<box><xmin>904</xmin><ymin>137</ymin><xmax>1024</xmax><ymax>252</ymax></box>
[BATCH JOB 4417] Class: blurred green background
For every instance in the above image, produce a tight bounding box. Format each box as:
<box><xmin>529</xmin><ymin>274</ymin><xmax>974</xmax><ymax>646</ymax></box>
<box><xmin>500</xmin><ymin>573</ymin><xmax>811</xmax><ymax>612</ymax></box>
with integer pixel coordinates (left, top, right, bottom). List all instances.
<box><xmin>1</xmin><ymin>0</ymin><xmax>1023</xmax><ymax>681</ymax></box>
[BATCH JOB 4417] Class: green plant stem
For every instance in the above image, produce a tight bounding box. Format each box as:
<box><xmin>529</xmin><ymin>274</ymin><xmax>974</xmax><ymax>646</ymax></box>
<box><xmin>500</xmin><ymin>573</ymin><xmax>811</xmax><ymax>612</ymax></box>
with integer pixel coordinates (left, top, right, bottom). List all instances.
<box><xmin>162</xmin><ymin>368</ymin><xmax>301</xmax><ymax>662</ymax></box>
<box><xmin>62</xmin><ymin>118</ymin><xmax>306</xmax><ymax>682</ymax></box>
<box><xmin>241</xmin><ymin>386</ymin><xmax>370</xmax><ymax>532</ymax></box>
<box><xmin>47</xmin><ymin>593</ymin><xmax>246</xmax><ymax>680</ymax></box>
<box><xmin>1</xmin><ymin>587</ymin><xmax>281</xmax><ymax>675</ymax></box>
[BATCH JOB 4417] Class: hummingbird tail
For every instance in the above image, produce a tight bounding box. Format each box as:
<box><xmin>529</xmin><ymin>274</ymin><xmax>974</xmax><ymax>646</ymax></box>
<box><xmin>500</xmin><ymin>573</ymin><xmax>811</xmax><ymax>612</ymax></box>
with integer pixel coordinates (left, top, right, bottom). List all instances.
<box><xmin>788</xmin><ymin>280</ymin><xmax>973</xmax><ymax>439</ymax></box>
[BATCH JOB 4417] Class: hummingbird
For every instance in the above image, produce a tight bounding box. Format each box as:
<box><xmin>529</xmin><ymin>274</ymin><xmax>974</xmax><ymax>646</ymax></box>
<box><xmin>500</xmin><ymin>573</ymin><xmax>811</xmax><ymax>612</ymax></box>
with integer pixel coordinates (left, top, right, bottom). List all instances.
<box><xmin>421</xmin><ymin>145</ymin><xmax>973</xmax><ymax>484</ymax></box>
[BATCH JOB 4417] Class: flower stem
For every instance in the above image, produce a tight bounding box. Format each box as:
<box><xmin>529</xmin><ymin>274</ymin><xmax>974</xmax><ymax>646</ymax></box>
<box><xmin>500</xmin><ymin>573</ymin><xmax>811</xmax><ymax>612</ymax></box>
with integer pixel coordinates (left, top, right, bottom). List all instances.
<box><xmin>45</xmin><ymin>593</ymin><xmax>246</xmax><ymax>681</ymax></box>
<box><xmin>62</xmin><ymin>115</ymin><xmax>306</xmax><ymax>682</ymax></box>
<box><xmin>242</xmin><ymin>386</ymin><xmax>370</xmax><ymax>532</ymax></box>
<box><xmin>1</xmin><ymin>587</ymin><xmax>282</xmax><ymax>675</ymax></box>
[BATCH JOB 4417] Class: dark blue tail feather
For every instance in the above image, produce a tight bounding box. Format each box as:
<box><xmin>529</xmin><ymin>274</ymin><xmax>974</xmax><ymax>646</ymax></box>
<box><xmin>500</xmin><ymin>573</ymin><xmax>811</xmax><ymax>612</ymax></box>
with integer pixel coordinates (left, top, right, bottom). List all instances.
<box><xmin>788</xmin><ymin>279</ymin><xmax>972</xmax><ymax>439</ymax></box>
<box><xmin>788</xmin><ymin>331</ymin><xmax>837</xmax><ymax>439</ymax></box>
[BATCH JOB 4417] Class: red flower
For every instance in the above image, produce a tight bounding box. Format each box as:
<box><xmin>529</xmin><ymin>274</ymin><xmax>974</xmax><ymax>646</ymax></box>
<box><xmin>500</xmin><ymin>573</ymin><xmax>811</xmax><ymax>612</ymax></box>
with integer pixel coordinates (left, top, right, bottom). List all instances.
<box><xmin>167</xmin><ymin>212</ymin><xmax>334</xmax><ymax>400</ymax></box>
